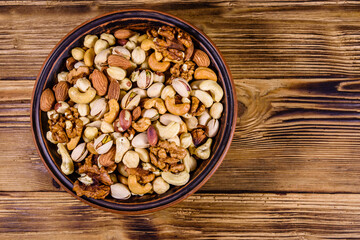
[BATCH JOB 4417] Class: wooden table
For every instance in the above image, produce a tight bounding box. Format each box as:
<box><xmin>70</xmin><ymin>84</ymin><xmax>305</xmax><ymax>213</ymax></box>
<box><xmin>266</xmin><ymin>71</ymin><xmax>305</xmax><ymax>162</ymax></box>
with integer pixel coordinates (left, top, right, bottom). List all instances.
<box><xmin>1</xmin><ymin>1</ymin><xmax>360</xmax><ymax>239</ymax></box>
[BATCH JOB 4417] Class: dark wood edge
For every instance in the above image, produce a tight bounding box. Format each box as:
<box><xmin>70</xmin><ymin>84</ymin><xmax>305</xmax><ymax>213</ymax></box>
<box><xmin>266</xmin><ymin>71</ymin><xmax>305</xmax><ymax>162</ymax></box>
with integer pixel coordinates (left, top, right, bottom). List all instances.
<box><xmin>30</xmin><ymin>9</ymin><xmax>237</xmax><ymax>215</ymax></box>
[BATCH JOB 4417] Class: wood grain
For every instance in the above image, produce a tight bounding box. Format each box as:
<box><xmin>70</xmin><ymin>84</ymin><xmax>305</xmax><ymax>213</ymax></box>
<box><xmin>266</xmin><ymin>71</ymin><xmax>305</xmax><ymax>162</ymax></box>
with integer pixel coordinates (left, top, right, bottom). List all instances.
<box><xmin>2</xmin><ymin>0</ymin><xmax>360</xmax><ymax>238</ymax></box>
<box><xmin>1</xmin><ymin>192</ymin><xmax>360</xmax><ymax>239</ymax></box>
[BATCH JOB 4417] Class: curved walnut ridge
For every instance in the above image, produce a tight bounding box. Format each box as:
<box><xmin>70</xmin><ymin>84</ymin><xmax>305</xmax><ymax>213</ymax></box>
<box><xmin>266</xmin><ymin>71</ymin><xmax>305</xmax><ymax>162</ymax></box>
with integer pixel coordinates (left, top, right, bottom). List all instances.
<box><xmin>31</xmin><ymin>9</ymin><xmax>236</xmax><ymax>214</ymax></box>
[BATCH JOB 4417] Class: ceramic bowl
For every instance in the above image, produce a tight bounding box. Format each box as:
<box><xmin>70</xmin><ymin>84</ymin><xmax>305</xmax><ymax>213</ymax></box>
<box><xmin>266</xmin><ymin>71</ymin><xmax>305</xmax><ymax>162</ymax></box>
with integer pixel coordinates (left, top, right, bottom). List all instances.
<box><xmin>31</xmin><ymin>9</ymin><xmax>237</xmax><ymax>214</ymax></box>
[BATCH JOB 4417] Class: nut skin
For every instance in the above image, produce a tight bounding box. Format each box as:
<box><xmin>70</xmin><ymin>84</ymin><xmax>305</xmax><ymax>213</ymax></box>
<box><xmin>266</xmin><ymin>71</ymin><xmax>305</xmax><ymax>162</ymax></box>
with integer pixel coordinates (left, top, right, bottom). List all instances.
<box><xmin>147</xmin><ymin>125</ymin><xmax>158</xmax><ymax>146</ymax></box>
<box><xmin>90</xmin><ymin>69</ymin><xmax>108</xmax><ymax>96</ymax></box>
<box><xmin>192</xmin><ymin>49</ymin><xmax>210</xmax><ymax>67</ymax></box>
<box><xmin>119</xmin><ymin>109</ymin><xmax>132</xmax><ymax>132</ymax></box>
<box><xmin>66</xmin><ymin>57</ymin><xmax>76</xmax><ymax>71</ymax></box>
<box><xmin>98</xmin><ymin>146</ymin><xmax>116</xmax><ymax>167</ymax></box>
<box><xmin>108</xmin><ymin>54</ymin><xmax>132</xmax><ymax>69</ymax></box>
<box><xmin>40</xmin><ymin>88</ymin><xmax>55</xmax><ymax>112</ymax></box>
<box><xmin>54</xmin><ymin>81</ymin><xmax>69</xmax><ymax>102</ymax></box>
<box><xmin>114</xmin><ymin>29</ymin><xmax>135</xmax><ymax>39</ymax></box>
<box><xmin>108</xmin><ymin>80</ymin><xmax>120</xmax><ymax>100</ymax></box>
<box><xmin>132</xmin><ymin>106</ymin><xmax>142</xmax><ymax>121</ymax></box>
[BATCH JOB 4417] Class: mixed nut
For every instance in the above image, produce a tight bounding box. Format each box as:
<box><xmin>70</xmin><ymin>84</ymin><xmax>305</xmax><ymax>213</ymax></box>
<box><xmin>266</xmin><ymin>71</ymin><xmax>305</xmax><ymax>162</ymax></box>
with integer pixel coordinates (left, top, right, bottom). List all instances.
<box><xmin>40</xmin><ymin>25</ymin><xmax>224</xmax><ymax>200</ymax></box>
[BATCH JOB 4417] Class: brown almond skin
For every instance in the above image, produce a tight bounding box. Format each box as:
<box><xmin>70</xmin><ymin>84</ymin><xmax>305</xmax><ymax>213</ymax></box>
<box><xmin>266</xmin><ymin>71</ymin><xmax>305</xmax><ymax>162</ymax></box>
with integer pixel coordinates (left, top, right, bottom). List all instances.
<box><xmin>98</xmin><ymin>146</ymin><xmax>116</xmax><ymax>167</ymax></box>
<box><xmin>108</xmin><ymin>80</ymin><xmax>120</xmax><ymax>100</ymax></box>
<box><xmin>117</xmin><ymin>39</ymin><xmax>128</xmax><ymax>46</ymax></box>
<box><xmin>147</xmin><ymin>125</ymin><xmax>158</xmax><ymax>146</ymax></box>
<box><xmin>114</xmin><ymin>29</ymin><xmax>134</xmax><ymax>39</ymax></box>
<box><xmin>108</xmin><ymin>55</ymin><xmax>132</xmax><ymax>69</ymax></box>
<box><xmin>40</xmin><ymin>88</ymin><xmax>55</xmax><ymax>112</ymax></box>
<box><xmin>54</xmin><ymin>81</ymin><xmax>69</xmax><ymax>102</ymax></box>
<box><xmin>132</xmin><ymin>106</ymin><xmax>141</xmax><ymax>121</ymax></box>
<box><xmin>89</xmin><ymin>69</ymin><xmax>108</xmax><ymax>96</ymax></box>
<box><xmin>119</xmin><ymin>109</ymin><xmax>132</xmax><ymax>131</ymax></box>
<box><xmin>192</xmin><ymin>49</ymin><xmax>210</xmax><ymax>67</ymax></box>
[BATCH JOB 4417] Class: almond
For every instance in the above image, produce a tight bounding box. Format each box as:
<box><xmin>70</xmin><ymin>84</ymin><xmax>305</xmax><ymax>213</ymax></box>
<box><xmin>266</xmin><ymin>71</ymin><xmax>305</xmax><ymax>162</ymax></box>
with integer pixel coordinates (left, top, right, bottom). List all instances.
<box><xmin>114</xmin><ymin>29</ymin><xmax>135</xmax><ymax>39</ymax></box>
<box><xmin>98</xmin><ymin>146</ymin><xmax>116</xmax><ymax>167</ymax></box>
<box><xmin>108</xmin><ymin>54</ymin><xmax>132</xmax><ymax>70</ymax></box>
<box><xmin>40</xmin><ymin>88</ymin><xmax>55</xmax><ymax>112</ymax></box>
<box><xmin>54</xmin><ymin>81</ymin><xmax>69</xmax><ymax>101</ymax></box>
<box><xmin>192</xmin><ymin>49</ymin><xmax>210</xmax><ymax>67</ymax></box>
<box><xmin>108</xmin><ymin>80</ymin><xmax>120</xmax><ymax>100</ymax></box>
<box><xmin>89</xmin><ymin>69</ymin><xmax>108</xmax><ymax>96</ymax></box>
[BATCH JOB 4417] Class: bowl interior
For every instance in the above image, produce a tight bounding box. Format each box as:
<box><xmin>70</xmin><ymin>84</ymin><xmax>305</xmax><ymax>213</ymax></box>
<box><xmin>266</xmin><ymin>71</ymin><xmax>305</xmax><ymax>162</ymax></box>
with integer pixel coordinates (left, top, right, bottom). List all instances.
<box><xmin>32</xmin><ymin>10</ymin><xmax>236</xmax><ymax>213</ymax></box>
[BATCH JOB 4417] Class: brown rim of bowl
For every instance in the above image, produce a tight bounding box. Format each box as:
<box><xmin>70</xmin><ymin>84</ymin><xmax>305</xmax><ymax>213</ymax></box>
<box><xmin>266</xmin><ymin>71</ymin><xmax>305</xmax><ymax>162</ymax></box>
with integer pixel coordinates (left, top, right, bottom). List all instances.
<box><xmin>31</xmin><ymin>9</ymin><xmax>237</xmax><ymax>214</ymax></box>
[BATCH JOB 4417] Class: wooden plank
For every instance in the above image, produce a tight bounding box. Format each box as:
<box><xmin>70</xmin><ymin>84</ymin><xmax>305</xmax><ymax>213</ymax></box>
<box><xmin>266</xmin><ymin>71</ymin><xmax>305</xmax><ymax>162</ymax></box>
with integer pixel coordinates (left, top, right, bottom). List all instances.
<box><xmin>2</xmin><ymin>3</ymin><xmax>360</xmax><ymax>79</ymax></box>
<box><xmin>3</xmin><ymin>76</ymin><xmax>360</xmax><ymax>192</ymax></box>
<box><xmin>0</xmin><ymin>192</ymin><xmax>360</xmax><ymax>239</ymax></box>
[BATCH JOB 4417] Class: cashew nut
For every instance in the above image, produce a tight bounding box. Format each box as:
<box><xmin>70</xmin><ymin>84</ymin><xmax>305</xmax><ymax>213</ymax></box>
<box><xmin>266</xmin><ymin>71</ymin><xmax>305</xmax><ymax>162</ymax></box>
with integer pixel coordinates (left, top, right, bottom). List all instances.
<box><xmin>199</xmin><ymin>80</ymin><xmax>224</xmax><ymax>102</ymax></box>
<box><xmin>144</xmin><ymin>98</ymin><xmax>167</xmax><ymax>114</ymax></box>
<box><xmin>191</xmin><ymin>90</ymin><xmax>213</xmax><ymax>108</ymax></box>
<box><xmin>159</xmin><ymin>113</ymin><xmax>182</xmax><ymax>125</ymax></box>
<box><xmin>67</xmin><ymin>135</ymin><xmax>81</xmax><ymax>151</ymax></box>
<box><xmin>46</xmin><ymin>131</ymin><xmax>58</xmax><ymax>144</ymax></box>
<box><xmin>209</xmin><ymin>102</ymin><xmax>223</xmax><ymax>120</ymax></box>
<box><xmin>141</xmin><ymin>38</ymin><xmax>155</xmax><ymax>51</ymax></box>
<box><xmin>161</xmin><ymin>171</ymin><xmax>190</xmax><ymax>186</ymax></box>
<box><xmin>198</xmin><ymin>110</ymin><xmax>211</xmax><ymax>126</ymax></box>
<box><xmin>122</xmin><ymin>150</ymin><xmax>140</xmax><ymax>168</ymax></box>
<box><xmin>184</xmin><ymin>150</ymin><xmax>197</xmax><ymax>172</ymax></box>
<box><xmin>180</xmin><ymin>132</ymin><xmax>193</xmax><ymax>148</ymax></box>
<box><xmin>132</xmin><ymin>117</ymin><xmax>151</xmax><ymax>132</ymax></box>
<box><xmin>135</xmin><ymin>148</ymin><xmax>150</xmax><ymax>163</ymax></box>
<box><xmin>161</xmin><ymin>85</ymin><xmax>176</xmax><ymax>100</ymax></box>
<box><xmin>100</xmin><ymin>121</ymin><xmax>114</xmax><ymax>133</ymax></box>
<box><xmin>154</xmin><ymin>121</ymin><xmax>180</xmax><ymax>140</ymax></box>
<box><xmin>100</xmin><ymin>33</ymin><xmax>116</xmax><ymax>46</ymax></box>
<box><xmin>164</xmin><ymin>97</ymin><xmax>190</xmax><ymax>116</ymax></box>
<box><xmin>115</xmin><ymin>137</ymin><xmax>131</xmax><ymax>163</ymax></box>
<box><xmin>190</xmin><ymin>80</ymin><xmax>204</xmax><ymax>90</ymax></box>
<box><xmin>111</xmin><ymin>183</ymin><xmax>131</xmax><ymax>200</ymax></box>
<box><xmin>104</xmin><ymin>99</ymin><xmax>120</xmax><ymax>124</ymax></box>
<box><xmin>184</xmin><ymin>116</ymin><xmax>198</xmax><ymax>131</ymax></box>
<box><xmin>168</xmin><ymin>135</ymin><xmax>181</xmax><ymax>146</ymax></box>
<box><xmin>68</xmin><ymin>87</ymin><xmax>96</xmax><ymax>104</ymax></box>
<box><xmin>153</xmin><ymin>177</ymin><xmax>170</xmax><ymax>194</ymax></box>
<box><xmin>128</xmin><ymin>175</ymin><xmax>152</xmax><ymax>195</ymax></box>
<box><xmin>148</xmin><ymin>53</ymin><xmax>171</xmax><ymax>72</ymax></box>
<box><xmin>195</xmin><ymin>138</ymin><xmax>212</xmax><ymax>160</ymax></box>
<box><xmin>142</xmin><ymin>108</ymin><xmax>159</xmax><ymax>121</ymax></box>
<box><xmin>57</xmin><ymin>143</ymin><xmax>74</xmax><ymax>175</ymax></box>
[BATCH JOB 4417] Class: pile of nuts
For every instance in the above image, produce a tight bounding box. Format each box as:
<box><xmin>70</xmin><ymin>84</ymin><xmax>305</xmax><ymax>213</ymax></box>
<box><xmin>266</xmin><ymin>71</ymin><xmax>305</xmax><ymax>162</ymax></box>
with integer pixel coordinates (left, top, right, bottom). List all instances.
<box><xmin>40</xmin><ymin>25</ymin><xmax>224</xmax><ymax>200</ymax></box>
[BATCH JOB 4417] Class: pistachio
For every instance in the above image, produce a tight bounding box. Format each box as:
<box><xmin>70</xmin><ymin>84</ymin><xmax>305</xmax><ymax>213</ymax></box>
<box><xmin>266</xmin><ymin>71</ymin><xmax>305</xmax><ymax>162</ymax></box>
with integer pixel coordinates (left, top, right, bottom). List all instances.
<box><xmin>131</xmin><ymin>132</ymin><xmax>150</xmax><ymax>148</ymax></box>
<box><xmin>172</xmin><ymin>77</ymin><xmax>191</xmax><ymax>98</ymax></box>
<box><xmin>111</xmin><ymin>183</ymin><xmax>131</xmax><ymax>200</ymax></box>
<box><xmin>71</xmin><ymin>143</ymin><xmax>88</xmax><ymax>162</ymax></box>
<box><xmin>94</xmin><ymin>134</ymin><xmax>113</xmax><ymax>154</ymax></box>
<box><xmin>90</xmin><ymin>98</ymin><xmax>108</xmax><ymax>119</ymax></box>
<box><xmin>207</xmin><ymin>119</ymin><xmax>219</xmax><ymax>138</ymax></box>
<box><xmin>159</xmin><ymin>113</ymin><xmax>182</xmax><ymax>126</ymax></box>
<box><xmin>147</xmin><ymin>83</ymin><xmax>164</xmax><ymax>98</ymax></box>
<box><xmin>123</xmin><ymin>151</ymin><xmax>140</xmax><ymax>168</ymax></box>
<box><xmin>142</xmin><ymin>108</ymin><xmax>159</xmax><ymax>121</ymax></box>
<box><xmin>84</xmin><ymin>126</ymin><xmax>98</xmax><ymax>141</ymax></box>
<box><xmin>198</xmin><ymin>110</ymin><xmax>211</xmax><ymax>126</ymax></box>
<box><xmin>121</xmin><ymin>91</ymin><xmax>141</xmax><ymax>110</ymax></box>
<box><xmin>160</xmin><ymin>85</ymin><xmax>176</xmax><ymax>100</ymax></box>
<box><xmin>137</xmin><ymin>69</ymin><xmax>154</xmax><ymax>89</ymax></box>
<box><xmin>94</xmin><ymin>48</ymin><xmax>111</xmax><ymax>71</ymax></box>
<box><xmin>119</xmin><ymin>78</ymin><xmax>132</xmax><ymax>91</ymax></box>
<box><xmin>209</xmin><ymin>102</ymin><xmax>223</xmax><ymax>119</ymax></box>
<box><xmin>112</xmin><ymin>46</ymin><xmax>131</xmax><ymax>59</ymax></box>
